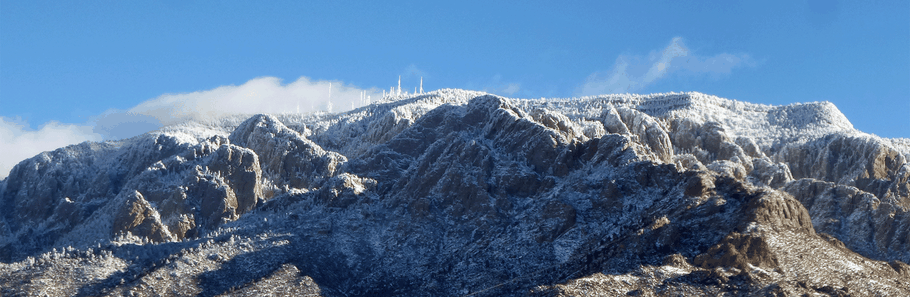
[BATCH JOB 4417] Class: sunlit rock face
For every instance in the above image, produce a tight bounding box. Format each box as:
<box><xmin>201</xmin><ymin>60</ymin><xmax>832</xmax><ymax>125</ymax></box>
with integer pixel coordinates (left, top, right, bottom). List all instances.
<box><xmin>1</xmin><ymin>89</ymin><xmax>908</xmax><ymax>296</ymax></box>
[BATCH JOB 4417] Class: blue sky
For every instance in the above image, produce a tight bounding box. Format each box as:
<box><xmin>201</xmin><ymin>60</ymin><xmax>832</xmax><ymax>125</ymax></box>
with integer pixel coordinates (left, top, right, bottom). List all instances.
<box><xmin>1</xmin><ymin>0</ymin><xmax>908</xmax><ymax>177</ymax></box>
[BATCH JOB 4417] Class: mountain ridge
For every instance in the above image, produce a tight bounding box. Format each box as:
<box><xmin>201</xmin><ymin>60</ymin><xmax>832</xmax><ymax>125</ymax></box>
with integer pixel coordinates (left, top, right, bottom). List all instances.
<box><xmin>1</xmin><ymin>89</ymin><xmax>908</xmax><ymax>296</ymax></box>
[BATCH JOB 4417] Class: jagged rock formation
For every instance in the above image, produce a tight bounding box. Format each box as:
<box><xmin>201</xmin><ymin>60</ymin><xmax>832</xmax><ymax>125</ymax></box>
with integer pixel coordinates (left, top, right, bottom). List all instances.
<box><xmin>1</xmin><ymin>89</ymin><xmax>908</xmax><ymax>296</ymax></box>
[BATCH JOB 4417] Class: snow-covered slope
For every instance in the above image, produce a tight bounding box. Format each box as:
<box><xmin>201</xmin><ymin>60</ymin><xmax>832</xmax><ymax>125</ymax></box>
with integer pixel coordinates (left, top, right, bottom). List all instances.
<box><xmin>1</xmin><ymin>90</ymin><xmax>908</xmax><ymax>296</ymax></box>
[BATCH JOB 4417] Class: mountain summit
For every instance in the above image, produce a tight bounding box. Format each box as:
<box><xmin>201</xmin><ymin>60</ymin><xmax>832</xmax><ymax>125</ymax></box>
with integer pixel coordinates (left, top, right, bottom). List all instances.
<box><xmin>2</xmin><ymin>90</ymin><xmax>908</xmax><ymax>296</ymax></box>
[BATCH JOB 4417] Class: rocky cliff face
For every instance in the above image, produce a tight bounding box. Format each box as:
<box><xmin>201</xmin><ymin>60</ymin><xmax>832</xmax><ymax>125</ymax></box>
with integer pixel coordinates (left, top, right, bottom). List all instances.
<box><xmin>1</xmin><ymin>89</ymin><xmax>908</xmax><ymax>296</ymax></box>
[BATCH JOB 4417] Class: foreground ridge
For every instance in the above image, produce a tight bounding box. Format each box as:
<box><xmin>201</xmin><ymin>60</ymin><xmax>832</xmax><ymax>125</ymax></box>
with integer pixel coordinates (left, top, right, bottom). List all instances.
<box><xmin>2</xmin><ymin>90</ymin><xmax>908</xmax><ymax>296</ymax></box>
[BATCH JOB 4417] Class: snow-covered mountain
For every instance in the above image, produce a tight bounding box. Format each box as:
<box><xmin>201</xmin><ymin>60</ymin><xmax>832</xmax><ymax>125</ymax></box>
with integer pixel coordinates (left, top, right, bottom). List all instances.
<box><xmin>1</xmin><ymin>89</ymin><xmax>908</xmax><ymax>296</ymax></box>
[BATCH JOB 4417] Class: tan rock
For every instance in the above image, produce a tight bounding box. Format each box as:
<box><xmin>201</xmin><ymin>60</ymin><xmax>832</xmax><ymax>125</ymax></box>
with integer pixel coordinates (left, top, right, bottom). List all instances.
<box><xmin>694</xmin><ymin>232</ymin><xmax>781</xmax><ymax>272</ymax></box>
<box><xmin>112</xmin><ymin>191</ymin><xmax>172</xmax><ymax>243</ymax></box>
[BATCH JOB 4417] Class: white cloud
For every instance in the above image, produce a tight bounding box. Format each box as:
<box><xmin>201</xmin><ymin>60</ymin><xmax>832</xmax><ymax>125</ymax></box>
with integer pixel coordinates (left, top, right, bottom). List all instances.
<box><xmin>0</xmin><ymin>117</ymin><xmax>102</xmax><ymax>179</ymax></box>
<box><xmin>577</xmin><ymin>37</ymin><xmax>755</xmax><ymax>96</ymax></box>
<box><xmin>1</xmin><ymin>76</ymin><xmax>383</xmax><ymax>179</ymax></box>
<box><xmin>129</xmin><ymin>76</ymin><xmax>380</xmax><ymax>126</ymax></box>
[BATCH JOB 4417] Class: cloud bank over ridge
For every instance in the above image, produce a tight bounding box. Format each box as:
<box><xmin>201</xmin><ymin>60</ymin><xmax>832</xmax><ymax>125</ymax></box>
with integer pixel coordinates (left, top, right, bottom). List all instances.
<box><xmin>1</xmin><ymin>76</ymin><xmax>380</xmax><ymax>179</ymax></box>
<box><xmin>0</xmin><ymin>118</ymin><xmax>102</xmax><ymax>179</ymax></box>
<box><xmin>126</xmin><ymin>76</ymin><xmax>379</xmax><ymax>127</ymax></box>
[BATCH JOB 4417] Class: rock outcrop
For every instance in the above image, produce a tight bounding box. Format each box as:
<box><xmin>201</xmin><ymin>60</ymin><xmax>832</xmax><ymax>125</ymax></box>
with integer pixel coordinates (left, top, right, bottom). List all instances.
<box><xmin>229</xmin><ymin>114</ymin><xmax>345</xmax><ymax>191</ymax></box>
